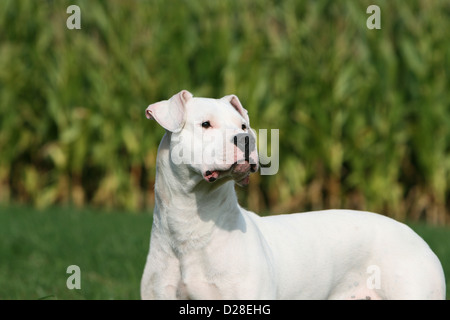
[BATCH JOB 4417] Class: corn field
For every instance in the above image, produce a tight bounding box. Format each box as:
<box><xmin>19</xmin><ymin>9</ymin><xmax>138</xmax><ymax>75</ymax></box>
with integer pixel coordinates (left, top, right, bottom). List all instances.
<box><xmin>0</xmin><ymin>0</ymin><xmax>449</xmax><ymax>224</ymax></box>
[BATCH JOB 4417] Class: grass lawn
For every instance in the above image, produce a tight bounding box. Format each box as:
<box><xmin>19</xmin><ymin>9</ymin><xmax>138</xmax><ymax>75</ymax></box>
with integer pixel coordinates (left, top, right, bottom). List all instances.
<box><xmin>0</xmin><ymin>205</ymin><xmax>449</xmax><ymax>299</ymax></box>
<box><xmin>0</xmin><ymin>205</ymin><xmax>152</xmax><ymax>299</ymax></box>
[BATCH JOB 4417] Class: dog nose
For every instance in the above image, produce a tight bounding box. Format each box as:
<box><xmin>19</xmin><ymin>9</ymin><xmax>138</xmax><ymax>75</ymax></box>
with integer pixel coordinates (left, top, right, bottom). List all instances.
<box><xmin>233</xmin><ymin>133</ymin><xmax>255</xmax><ymax>161</ymax></box>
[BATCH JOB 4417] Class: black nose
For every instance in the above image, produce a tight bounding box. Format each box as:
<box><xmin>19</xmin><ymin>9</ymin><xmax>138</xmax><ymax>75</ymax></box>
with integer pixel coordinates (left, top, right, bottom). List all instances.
<box><xmin>233</xmin><ymin>133</ymin><xmax>255</xmax><ymax>161</ymax></box>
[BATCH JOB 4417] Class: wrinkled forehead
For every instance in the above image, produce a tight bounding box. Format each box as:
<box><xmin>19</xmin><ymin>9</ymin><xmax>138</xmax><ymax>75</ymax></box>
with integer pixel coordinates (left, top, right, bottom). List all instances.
<box><xmin>185</xmin><ymin>97</ymin><xmax>244</xmax><ymax>123</ymax></box>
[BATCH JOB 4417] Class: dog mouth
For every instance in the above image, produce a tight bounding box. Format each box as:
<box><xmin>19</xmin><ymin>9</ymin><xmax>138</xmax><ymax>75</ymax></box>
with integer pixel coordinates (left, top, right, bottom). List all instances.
<box><xmin>203</xmin><ymin>161</ymin><xmax>258</xmax><ymax>186</ymax></box>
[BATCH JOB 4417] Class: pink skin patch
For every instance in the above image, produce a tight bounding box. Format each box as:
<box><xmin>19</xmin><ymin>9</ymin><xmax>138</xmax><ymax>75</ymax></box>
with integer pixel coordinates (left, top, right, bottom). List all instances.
<box><xmin>233</xmin><ymin>162</ymin><xmax>251</xmax><ymax>186</ymax></box>
<box><xmin>238</xmin><ymin>175</ymin><xmax>250</xmax><ymax>186</ymax></box>
<box><xmin>204</xmin><ymin>170</ymin><xmax>219</xmax><ymax>182</ymax></box>
<box><xmin>232</xmin><ymin>162</ymin><xmax>251</xmax><ymax>174</ymax></box>
<box><xmin>203</xmin><ymin>161</ymin><xmax>254</xmax><ymax>185</ymax></box>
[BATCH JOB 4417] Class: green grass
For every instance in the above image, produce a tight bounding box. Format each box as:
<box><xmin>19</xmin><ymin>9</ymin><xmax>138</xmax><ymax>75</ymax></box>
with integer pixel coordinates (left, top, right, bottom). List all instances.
<box><xmin>408</xmin><ymin>222</ymin><xmax>450</xmax><ymax>299</ymax></box>
<box><xmin>0</xmin><ymin>205</ymin><xmax>449</xmax><ymax>299</ymax></box>
<box><xmin>0</xmin><ymin>205</ymin><xmax>152</xmax><ymax>299</ymax></box>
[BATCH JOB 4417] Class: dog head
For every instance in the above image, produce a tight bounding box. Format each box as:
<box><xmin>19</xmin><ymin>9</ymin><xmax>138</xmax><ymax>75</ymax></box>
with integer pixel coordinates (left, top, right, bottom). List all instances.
<box><xmin>146</xmin><ymin>90</ymin><xmax>259</xmax><ymax>186</ymax></box>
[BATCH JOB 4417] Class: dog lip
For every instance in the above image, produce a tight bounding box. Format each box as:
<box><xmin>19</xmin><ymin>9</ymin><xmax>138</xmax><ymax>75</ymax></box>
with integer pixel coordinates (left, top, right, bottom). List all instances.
<box><xmin>203</xmin><ymin>160</ymin><xmax>257</xmax><ymax>183</ymax></box>
<box><xmin>203</xmin><ymin>164</ymin><xmax>234</xmax><ymax>180</ymax></box>
<box><xmin>203</xmin><ymin>170</ymin><xmax>220</xmax><ymax>182</ymax></box>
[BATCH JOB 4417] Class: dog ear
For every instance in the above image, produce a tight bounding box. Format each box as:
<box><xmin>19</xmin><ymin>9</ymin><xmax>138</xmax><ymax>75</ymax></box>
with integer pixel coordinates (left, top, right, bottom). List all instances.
<box><xmin>145</xmin><ymin>90</ymin><xmax>193</xmax><ymax>133</ymax></box>
<box><xmin>222</xmin><ymin>94</ymin><xmax>250</xmax><ymax>124</ymax></box>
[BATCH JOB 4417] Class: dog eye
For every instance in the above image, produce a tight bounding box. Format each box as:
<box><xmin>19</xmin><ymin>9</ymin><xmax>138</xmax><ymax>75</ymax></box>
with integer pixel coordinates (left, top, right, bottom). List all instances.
<box><xmin>201</xmin><ymin>121</ymin><xmax>211</xmax><ymax>129</ymax></box>
<box><xmin>242</xmin><ymin>124</ymin><xmax>247</xmax><ymax>130</ymax></box>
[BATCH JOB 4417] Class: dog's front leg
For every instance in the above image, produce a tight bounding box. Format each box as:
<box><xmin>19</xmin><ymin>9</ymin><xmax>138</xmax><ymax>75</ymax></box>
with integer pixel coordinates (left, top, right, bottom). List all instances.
<box><xmin>141</xmin><ymin>233</ymin><xmax>185</xmax><ymax>299</ymax></box>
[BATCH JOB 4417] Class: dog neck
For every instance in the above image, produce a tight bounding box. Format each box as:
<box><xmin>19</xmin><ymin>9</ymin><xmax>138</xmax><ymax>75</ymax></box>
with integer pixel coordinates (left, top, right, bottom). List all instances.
<box><xmin>152</xmin><ymin>133</ymin><xmax>243</xmax><ymax>256</ymax></box>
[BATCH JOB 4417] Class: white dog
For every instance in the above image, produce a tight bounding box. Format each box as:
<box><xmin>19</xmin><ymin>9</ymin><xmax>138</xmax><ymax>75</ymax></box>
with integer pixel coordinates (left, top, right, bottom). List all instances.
<box><xmin>141</xmin><ymin>90</ymin><xmax>446</xmax><ymax>300</ymax></box>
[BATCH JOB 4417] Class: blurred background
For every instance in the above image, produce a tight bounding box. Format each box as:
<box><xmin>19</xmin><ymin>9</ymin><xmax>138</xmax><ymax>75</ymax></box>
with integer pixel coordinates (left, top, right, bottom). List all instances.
<box><xmin>0</xmin><ymin>0</ymin><xmax>449</xmax><ymax>299</ymax></box>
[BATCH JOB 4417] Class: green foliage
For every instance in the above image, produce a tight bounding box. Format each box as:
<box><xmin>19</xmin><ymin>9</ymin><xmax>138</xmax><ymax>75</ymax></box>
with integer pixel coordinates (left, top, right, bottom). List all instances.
<box><xmin>0</xmin><ymin>0</ymin><xmax>449</xmax><ymax>222</ymax></box>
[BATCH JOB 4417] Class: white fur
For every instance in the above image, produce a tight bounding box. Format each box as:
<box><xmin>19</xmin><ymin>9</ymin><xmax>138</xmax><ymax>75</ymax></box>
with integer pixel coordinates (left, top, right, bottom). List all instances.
<box><xmin>141</xmin><ymin>91</ymin><xmax>446</xmax><ymax>300</ymax></box>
